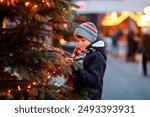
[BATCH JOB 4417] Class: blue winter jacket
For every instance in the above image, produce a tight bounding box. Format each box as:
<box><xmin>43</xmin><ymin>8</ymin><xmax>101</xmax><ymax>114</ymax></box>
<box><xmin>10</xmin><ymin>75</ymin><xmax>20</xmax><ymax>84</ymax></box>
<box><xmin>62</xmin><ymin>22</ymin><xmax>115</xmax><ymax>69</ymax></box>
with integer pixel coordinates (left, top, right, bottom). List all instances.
<box><xmin>74</xmin><ymin>40</ymin><xmax>107</xmax><ymax>100</ymax></box>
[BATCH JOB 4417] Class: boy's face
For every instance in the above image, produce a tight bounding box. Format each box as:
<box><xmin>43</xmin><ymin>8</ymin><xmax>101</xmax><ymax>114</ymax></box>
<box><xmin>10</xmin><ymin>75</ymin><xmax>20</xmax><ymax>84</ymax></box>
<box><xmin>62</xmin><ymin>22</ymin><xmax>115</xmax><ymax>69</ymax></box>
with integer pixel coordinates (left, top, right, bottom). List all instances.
<box><xmin>75</xmin><ymin>35</ymin><xmax>91</xmax><ymax>51</ymax></box>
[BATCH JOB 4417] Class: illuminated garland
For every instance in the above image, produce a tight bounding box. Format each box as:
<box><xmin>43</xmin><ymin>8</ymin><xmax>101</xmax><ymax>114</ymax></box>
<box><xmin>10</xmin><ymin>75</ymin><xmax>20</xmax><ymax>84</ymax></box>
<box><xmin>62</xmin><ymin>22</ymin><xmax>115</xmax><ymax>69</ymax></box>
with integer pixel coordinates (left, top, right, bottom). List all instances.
<box><xmin>102</xmin><ymin>11</ymin><xmax>150</xmax><ymax>27</ymax></box>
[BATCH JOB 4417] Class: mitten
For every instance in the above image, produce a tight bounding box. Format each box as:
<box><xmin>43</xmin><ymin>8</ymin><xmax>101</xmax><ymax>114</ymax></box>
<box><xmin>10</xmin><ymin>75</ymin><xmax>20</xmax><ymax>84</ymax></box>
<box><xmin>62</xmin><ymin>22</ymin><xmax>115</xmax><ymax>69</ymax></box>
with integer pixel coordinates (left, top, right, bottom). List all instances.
<box><xmin>72</xmin><ymin>61</ymin><xmax>83</xmax><ymax>71</ymax></box>
<box><xmin>74</xmin><ymin>52</ymin><xmax>86</xmax><ymax>67</ymax></box>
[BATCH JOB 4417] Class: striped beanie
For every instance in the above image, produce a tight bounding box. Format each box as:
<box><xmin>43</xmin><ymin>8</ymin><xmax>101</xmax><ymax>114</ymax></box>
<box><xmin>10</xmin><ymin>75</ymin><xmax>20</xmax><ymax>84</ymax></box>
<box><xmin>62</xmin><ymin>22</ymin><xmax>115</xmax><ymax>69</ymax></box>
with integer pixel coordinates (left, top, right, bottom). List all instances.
<box><xmin>74</xmin><ymin>22</ymin><xmax>98</xmax><ymax>42</ymax></box>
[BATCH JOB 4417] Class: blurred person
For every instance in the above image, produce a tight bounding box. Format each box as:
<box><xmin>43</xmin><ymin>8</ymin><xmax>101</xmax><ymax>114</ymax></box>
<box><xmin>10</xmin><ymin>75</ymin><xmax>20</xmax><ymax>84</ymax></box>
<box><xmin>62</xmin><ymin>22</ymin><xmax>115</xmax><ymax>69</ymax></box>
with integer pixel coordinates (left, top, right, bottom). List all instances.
<box><xmin>141</xmin><ymin>27</ymin><xmax>150</xmax><ymax>76</ymax></box>
<box><xmin>111</xmin><ymin>28</ymin><xmax>123</xmax><ymax>56</ymax></box>
<box><xmin>126</xmin><ymin>29</ymin><xmax>139</xmax><ymax>61</ymax></box>
<box><xmin>72</xmin><ymin>22</ymin><xmax>107</xmax><ymax>99</ymax></box>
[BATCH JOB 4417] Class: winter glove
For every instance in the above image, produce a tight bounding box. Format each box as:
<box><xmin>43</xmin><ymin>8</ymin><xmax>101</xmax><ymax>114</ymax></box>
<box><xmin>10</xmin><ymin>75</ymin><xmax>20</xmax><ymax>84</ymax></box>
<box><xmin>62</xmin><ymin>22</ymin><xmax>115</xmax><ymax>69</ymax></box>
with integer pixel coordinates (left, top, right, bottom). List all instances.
<box><xmin>72</xmin><ymin>47</ymin><xmax>86</xmax><ymax>71</ymax></box>
<box><xmin>72</xmin><ymin>61</ymin><xmax>83</xmax><ymax>71</ymax></box>
<box><xmin>74</xmin><ymin>52</ymin><xmax>86</xmax><ymax>67</ymax></box>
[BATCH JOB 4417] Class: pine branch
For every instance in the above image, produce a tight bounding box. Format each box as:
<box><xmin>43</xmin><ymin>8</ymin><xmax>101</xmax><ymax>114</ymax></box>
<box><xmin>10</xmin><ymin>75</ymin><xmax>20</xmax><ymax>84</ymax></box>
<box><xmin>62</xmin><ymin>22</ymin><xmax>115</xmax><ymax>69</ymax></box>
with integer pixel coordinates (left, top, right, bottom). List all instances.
<box><xmin>7</xmin><ymin>6</ymin><xmax>32</xmax><ymax>46</ymax></box>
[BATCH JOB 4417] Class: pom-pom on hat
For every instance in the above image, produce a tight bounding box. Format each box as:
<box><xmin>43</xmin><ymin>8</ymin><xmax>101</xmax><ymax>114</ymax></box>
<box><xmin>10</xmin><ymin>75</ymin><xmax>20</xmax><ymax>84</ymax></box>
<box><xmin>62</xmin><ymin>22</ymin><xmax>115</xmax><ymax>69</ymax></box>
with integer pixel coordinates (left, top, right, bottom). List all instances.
<box><xmin>74</xmin><ymin>22</ymin><xmax>98</xmax><ymax>42</ymax></box>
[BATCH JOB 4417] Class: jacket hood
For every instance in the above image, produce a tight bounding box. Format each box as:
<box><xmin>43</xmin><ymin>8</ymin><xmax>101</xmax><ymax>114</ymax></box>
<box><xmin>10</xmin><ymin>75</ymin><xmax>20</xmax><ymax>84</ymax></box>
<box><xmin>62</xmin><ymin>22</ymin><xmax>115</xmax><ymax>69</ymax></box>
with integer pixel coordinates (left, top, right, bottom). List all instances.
<box><xmin>86</xmin><ymin>40</ymin><xmax>107</xmax><ymax>61</ymax></box>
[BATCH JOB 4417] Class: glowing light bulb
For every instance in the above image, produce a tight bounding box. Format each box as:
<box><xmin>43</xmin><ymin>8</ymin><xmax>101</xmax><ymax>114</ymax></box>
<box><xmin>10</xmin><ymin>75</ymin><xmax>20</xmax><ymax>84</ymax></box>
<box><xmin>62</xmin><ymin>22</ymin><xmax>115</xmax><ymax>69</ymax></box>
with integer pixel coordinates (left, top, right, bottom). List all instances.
<box><xmin>60</xmin><ymin>38</ymin><xmax>67</xmax><ymax>45</ymax></box>
<box><xmin>17</xmin><ymin>86</ymin><xmax>21</xmax><ymax>91</ymax></box>
<box><xmin>8</xmin><ymin>90</ymin><xmax>11</xmax><ymax>93</ymax></box>
<box><xmin>70</xmin><ymin>6</ymin><xmax>76</xmax><ymax>11</ymax></box>
<box><xmin>25</xmin><ymin>2</ymin><xmax>30</xmax><ymax>6</ymax></box>
<box><xmin>28</xmin><ymin>85</ymin><xmax>31</xmax><ymax>88</ymax></box>
<box><xmin>46</xmin><ymin>2</ymin><xmax>50</xmax><ymax>7</ymax></box>
<box><xmin>57</xmin><ymin>89</ymin><xmax>60</xmax><ymax>92</ymax></box>
<box><xmin>34</xmin><ymin>4</ymin><xmax>38</xmax><ymax>8</ymax></box>
<box><xmin>63</xmin><ymin>24</ymin><xmax>67</xmax><ymax>28</ymax></box>
<box><xmin>144</xmin><ymin>6</ymin><xmax>150</xmax><ymax>14</ymax></box>
<box><xmin>33</xmin><ymin>82</ymin><xmax>36</xmax><ymax>85</ymax></box>
<box><xmin>48</xmin><ymin>75</ymin><xmax>51</xmax><ymax>78</ymax></box>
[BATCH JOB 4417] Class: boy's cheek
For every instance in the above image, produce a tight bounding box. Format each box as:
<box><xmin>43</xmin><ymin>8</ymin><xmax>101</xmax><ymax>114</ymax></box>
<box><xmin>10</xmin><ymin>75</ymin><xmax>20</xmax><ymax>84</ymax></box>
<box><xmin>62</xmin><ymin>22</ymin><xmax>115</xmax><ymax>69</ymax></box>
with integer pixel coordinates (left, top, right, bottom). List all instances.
<box><xmin>78</xmin><ymin>44</ymin><xmax>85</xmax><ymax>49</ymax></box>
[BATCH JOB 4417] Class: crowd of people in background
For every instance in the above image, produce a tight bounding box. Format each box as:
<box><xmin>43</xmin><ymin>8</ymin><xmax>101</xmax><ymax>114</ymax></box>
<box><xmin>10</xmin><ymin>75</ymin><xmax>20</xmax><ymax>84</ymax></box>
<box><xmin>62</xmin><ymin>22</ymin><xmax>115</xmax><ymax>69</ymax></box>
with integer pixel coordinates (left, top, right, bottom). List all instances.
<box><xmin>101</xmin><ymin>25</ymin><xmax>150</xmax><ymax>77</ymax></box>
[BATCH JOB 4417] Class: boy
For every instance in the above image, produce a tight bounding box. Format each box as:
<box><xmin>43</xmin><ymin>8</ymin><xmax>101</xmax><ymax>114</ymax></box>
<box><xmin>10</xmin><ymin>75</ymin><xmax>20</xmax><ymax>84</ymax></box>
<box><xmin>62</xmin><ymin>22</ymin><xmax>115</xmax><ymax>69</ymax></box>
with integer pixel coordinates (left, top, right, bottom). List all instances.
<box><xmin>72</xmin><ymin>22</ymin><xmax>107</xmax><ymax>100</ymax></box>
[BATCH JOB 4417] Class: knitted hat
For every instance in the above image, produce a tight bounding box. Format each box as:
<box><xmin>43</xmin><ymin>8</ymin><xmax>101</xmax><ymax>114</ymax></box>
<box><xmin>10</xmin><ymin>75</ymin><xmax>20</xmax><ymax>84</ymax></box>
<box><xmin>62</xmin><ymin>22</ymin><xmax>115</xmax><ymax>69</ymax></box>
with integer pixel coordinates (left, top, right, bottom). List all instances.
<box><xmin>74</xmin><ymin>22</ymin><xmax>98</xmax><ymax>42</ymax></box>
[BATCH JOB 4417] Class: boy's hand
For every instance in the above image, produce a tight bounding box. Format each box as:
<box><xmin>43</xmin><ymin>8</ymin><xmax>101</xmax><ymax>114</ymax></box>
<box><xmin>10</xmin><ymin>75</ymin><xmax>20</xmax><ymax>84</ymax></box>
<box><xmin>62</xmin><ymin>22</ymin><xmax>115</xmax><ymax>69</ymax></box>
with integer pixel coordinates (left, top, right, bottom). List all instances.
<box><xmin>74</xmin><ymin>52</ymin><xmax>86</xmax><ymax>66</ymax></box>
<box><xmin>72</xmin><ymin>61</ymin><xmax>83</xmax><ymax>71</ymax></box>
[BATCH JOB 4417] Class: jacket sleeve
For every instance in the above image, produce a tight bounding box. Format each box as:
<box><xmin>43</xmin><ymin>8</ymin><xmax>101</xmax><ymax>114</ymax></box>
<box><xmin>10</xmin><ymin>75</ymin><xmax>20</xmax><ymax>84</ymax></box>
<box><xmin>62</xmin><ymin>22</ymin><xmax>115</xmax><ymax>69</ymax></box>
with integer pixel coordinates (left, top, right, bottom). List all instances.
<box><xmin>77</xmin><ymin>53</ymin><xmax>106</xmax><ymax>87</ymax></box>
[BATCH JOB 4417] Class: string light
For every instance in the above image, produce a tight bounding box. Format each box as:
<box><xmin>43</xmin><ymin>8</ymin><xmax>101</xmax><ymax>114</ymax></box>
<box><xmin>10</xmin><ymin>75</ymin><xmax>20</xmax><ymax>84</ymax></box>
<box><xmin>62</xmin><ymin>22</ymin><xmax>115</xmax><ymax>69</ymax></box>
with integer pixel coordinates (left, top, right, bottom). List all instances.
<box><xmin>144</xmin><ymin>6</ymin><xmax>150</xmax><ymax>14</ymax></box>
<box><xmin>28</xmin><ymin>85</ymin><xmax>31</xmax><ymax>88</ymax></box>
<box><xmin>17</xmin><ymin>86</ymin><xmax>21</xmax><ymax>91</ymax></box>
<box><xmin>32</xmin><ymin>82</ymin><xmax>36</xmax><ymax>85</ymax></box>
<box><xmin>33</xmin><ymin>4</ymin><xmax>38</xmax><ymax>8</ymax></box>
<box><xmin>46</xmin><ymin>2</ymin><xmax>50</xmax><ymax>7</ymax></box>
<box><xmin>8</xmin><ymin>90</ymin><xmax>11</xmax><ymax>93</ymax></box>
<box><xmin>57</xmin><ymin>89</ymin><xmax>60</xmax><ymax>92</ymax></box>
<box><xmin>63</xmin><ymin>23</ymin><xmax>67</xmax><ymax>28</ymax></box>
<box><xmin>65</xmin><ymin>58</ymin><xmax>70</xmax><ymax>61</ymax></box>
<box><xmin>70</xmin><ymin>6</ymin><xmax>76</xmax><ymax>11</ymax></box>
<box><xmin>60</xmin><ymin>38</ymin><xmax>67</xmax><ymax>45</ymax></box>
<box><xmin>48</xmin><ymin>75</ymin><xmax>51</xmax><ymax>79</ymax></box>
<box><xmin>0</xmin><ymin>0</ymin><xmax>52</xmax><ymax>8</ymax></box>
<box><xmin>25</xmin><ymin>2</ymin><xmax>30</xmax><ymax>7</ymax></box>
<box><xmin>0</xmin><ymin>0</ymin><xmax>76</xmax><ymax>100</ymax></box>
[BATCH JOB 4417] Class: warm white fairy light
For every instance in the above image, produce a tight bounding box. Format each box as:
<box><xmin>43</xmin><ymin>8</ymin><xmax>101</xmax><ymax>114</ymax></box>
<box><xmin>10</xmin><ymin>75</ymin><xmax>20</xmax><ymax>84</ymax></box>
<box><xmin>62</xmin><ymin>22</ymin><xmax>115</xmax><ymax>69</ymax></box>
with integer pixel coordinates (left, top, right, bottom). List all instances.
<box><xmin>33</xmin><ymin>4</ymin><xmax>38</xmax><ymax>8</ymax></box>
<box><xmin>48</xmin><ymin>75</ymin><xmax>51</xmax><ymax>79</ymax></box>
<box><xmin>8</xmin><ymin>90</ymin><xmax>11</xmax><ymax>93</ymax></box>
<box><xmin>65</xmin><ymin>58</ymin><xmax>70</xmax><ymax>61</ymax></box>
<box><xmin>144</xmin><ymin>6</ymin><xmax>150</xmax><ymax>14</ymax></box>
<box><xmin>63</xmin><ymin>23</ymin><xmax>67</xmax><ymax>28</ymax></box>
<box><xmin>17</xmin><ymin>86</ymin><xmax>21</xmax><ymax>91</ymax></box>
<box><xmin>46</xmin><ymin>2</ymin><xmax>50</xmax><ymax>7</ymax></box>
<box><xmin>28</xmin><ymin>85</ymin><xmax>31</xmax><ymax>88</ymax></box>
<box><xmin>32</xmin><ymin>82</ymin><xmax>36</xmax><ymax>85</ymax></box>
<box><xmin>57</xmin><ymin>89</ymin><xmax>60</xmax><ymax>92</ymax></box>
<box><xmin>70</xmin><ymin>6</ymin><xmax>76</xmax><ymax>11</ymax></box>
<box><xmin>25</xmin><ymin>1</ymin><xmax>29</xmax><ymax>5</ymax></box>
<box><xmin>60</xmin><ymin>38</ymin><xmax>67</xmax><ymax>45</ymax></box>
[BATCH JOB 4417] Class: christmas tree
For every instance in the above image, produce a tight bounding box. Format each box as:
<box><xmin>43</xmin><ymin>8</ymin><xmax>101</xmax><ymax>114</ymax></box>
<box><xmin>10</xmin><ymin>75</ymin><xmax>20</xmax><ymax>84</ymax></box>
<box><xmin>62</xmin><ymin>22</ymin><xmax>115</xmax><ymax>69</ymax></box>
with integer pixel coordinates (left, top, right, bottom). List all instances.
<box><xmin>0</xmin><ymin>0</ymin><xmax>81</xmax><ymax>100</ymax></box>
<box><xmin>0</xmin><ymin>0</ymin><xmax>96</xmax><ymax>100</ymax></box>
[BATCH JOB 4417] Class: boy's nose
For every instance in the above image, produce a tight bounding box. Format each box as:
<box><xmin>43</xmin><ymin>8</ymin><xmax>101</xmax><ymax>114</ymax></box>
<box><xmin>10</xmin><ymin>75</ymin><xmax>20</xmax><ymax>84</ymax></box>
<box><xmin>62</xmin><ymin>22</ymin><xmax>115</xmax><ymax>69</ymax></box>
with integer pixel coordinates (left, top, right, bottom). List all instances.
<box><xmin>78</xmin><ymin>41</ymin><xmax>83</xmax><ymax>45</ymax></box>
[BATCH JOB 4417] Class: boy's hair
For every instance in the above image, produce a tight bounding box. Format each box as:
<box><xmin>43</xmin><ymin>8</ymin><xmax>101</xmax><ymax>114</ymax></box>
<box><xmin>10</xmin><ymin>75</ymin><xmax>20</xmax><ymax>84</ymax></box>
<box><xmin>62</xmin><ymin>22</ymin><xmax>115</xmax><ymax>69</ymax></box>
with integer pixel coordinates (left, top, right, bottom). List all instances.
<box><xmin>74</xmin><ymin>22</ymin><xmax>98</xmax><ymax>42</ymax></box>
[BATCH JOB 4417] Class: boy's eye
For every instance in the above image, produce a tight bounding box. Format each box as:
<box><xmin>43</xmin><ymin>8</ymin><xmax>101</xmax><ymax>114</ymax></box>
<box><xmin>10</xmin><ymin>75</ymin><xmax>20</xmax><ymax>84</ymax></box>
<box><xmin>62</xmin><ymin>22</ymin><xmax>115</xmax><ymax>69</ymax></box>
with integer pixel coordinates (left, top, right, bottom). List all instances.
<box><xmin>81</xmin><ymin>39</ymin><xmax>86</xmax><ymax>42</ymax></box>
<box><xmin>77</xmin><ymin>39</ymin><xmax>84</xmax><ymax>42</ymax></box>
<box><xmin>76</xmin><ymin>35</ymin><xmax>83</xmax><ymax>38</ymax></box>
